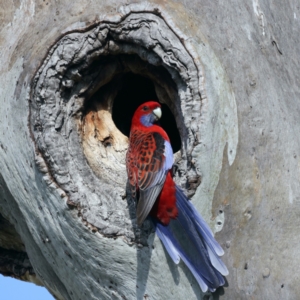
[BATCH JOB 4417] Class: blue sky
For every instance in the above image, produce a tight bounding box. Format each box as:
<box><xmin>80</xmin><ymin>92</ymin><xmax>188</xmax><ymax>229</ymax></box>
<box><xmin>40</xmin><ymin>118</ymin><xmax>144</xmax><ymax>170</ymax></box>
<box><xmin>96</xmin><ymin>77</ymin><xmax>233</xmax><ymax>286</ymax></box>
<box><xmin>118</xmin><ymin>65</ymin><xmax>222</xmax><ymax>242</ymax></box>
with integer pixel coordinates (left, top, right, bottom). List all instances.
<box><xmin>0</xmin><ymin>275</ymin><xmax>54</xmax><ymax>300</ymax></box>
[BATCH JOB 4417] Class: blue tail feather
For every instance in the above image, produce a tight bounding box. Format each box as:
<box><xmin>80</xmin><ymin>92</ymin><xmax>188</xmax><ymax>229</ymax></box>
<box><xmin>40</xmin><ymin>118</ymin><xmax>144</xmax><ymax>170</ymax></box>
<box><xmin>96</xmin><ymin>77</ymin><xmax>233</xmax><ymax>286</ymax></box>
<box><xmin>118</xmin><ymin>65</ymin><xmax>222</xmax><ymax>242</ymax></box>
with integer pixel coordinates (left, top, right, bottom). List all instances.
<box><xmin>176</xmin><ymin>187</ymin><xmax>225</xmax><ymax>257</ymax></box>
<box><xmin>156</xmin><ymin>225</ymin><xmax>180</xmax><ymax>264</ymax></box>
<box><xmin>176</xmin><ymin>187</ymin><xmax>228</xmax><ymax>276</ymax></box>
<box><xmin>152</xmin><ymin>186</ymin><xmax>228</xmax><ymax>292</ymax></box>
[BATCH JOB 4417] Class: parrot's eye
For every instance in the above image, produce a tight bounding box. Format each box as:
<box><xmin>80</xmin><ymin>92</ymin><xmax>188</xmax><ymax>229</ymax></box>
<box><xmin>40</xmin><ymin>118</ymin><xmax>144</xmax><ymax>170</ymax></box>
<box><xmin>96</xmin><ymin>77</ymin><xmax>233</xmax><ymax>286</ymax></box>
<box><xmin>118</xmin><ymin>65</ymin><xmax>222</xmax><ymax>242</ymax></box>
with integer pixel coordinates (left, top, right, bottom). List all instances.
<box><xmin>142</xmin><ymin>106</ymin><xmax>149</xmax><ymax>111</ymax></box>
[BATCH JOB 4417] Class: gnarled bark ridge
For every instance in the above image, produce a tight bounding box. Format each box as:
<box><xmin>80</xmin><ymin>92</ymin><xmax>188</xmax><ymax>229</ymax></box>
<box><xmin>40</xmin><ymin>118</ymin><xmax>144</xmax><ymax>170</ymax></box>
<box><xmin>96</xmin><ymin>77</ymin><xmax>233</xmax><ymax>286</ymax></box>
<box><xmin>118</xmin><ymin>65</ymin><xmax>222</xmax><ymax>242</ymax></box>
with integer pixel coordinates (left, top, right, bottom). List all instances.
<box><xmin>1</xmin><ymin>1</ymin><xmax>299</xmax><ymax>299</ymax></box>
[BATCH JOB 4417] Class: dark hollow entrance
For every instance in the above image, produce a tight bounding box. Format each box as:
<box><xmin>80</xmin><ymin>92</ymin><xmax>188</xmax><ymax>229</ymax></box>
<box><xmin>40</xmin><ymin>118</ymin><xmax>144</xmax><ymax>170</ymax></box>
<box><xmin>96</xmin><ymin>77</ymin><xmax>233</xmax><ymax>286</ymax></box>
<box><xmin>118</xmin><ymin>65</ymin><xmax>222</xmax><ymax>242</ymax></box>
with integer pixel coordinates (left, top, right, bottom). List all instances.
<box><xmin>112</xmin><ymin>73</ymin><xmax>181</xmax><ymax>153</ymax></box>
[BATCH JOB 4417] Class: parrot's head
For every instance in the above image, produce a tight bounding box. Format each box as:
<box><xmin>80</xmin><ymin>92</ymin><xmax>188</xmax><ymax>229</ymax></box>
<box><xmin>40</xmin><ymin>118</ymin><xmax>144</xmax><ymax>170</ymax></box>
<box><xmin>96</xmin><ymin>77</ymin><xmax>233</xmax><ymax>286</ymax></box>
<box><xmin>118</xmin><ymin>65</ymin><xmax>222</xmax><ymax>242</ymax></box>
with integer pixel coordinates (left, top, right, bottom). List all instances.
<box><xmin>132</xmin><ymin>101</ymin><xmax>162</xmax><ymax>127</ymax></box>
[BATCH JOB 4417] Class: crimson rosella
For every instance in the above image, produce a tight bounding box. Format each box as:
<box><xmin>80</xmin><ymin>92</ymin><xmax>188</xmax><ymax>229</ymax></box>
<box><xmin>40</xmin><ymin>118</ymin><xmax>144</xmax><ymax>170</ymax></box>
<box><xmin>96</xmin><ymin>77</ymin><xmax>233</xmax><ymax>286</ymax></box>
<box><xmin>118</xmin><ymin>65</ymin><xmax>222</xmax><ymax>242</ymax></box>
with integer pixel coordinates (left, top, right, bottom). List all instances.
<box><xmin>126</xmin><ymin>101</ymin><xmax>228</xmax><ymax>292</ymax></box>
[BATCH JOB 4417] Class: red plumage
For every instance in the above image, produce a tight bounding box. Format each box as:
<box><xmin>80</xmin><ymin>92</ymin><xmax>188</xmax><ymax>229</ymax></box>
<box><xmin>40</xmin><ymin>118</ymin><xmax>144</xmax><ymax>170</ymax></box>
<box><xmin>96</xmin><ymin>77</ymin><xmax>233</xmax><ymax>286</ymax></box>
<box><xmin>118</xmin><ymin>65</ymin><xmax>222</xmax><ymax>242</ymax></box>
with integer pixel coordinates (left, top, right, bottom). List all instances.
<box><xmin>150</xmin><ymin>171</ymin><xmax>178</xmax><ymax>225</ymax></box>
<box><xmin>126</xmin><ymin>101</ymin><xmax>176</xmax><ymax>226</ymax></box>
<box><xmin>126</xmin><ymin>101</ymin><xmax>228</xmax><ymax>292</ymax></box>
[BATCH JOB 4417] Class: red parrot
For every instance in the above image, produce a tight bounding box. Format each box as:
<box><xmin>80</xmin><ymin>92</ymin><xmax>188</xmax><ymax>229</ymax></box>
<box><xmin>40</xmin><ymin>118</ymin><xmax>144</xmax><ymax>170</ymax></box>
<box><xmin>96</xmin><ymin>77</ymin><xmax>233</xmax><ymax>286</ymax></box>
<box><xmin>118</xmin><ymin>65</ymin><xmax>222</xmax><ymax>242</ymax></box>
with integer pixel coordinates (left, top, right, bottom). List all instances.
<box><xmin>126</xmin><ymin>101</ymin><xmax>228</xmax><ymax>292</ymax></box>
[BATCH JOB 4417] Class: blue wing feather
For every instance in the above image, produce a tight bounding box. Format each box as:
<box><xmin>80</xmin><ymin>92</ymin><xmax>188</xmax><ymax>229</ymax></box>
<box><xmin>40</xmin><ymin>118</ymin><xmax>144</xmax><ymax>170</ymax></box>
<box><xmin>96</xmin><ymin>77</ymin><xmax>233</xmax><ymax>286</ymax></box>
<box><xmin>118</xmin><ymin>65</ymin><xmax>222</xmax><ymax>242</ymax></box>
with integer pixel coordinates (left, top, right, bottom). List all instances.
<box><xmin>134</xmin><ymin>133</ymin><xmax>171</xmax><ymax>225</ymax></box>
<box><xmin>163</xmin><ymin>140</ymin><xmax>173</xmax><ymax>171</ymax></box>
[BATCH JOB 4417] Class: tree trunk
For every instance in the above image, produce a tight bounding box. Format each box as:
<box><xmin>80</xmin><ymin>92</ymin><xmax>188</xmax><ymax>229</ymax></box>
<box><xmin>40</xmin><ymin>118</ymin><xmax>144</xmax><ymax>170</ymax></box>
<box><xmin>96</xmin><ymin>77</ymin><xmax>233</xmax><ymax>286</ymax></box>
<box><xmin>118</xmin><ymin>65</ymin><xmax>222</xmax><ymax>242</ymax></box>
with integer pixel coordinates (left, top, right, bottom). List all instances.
<box><xmin>0</xmin><ymin>0</ymin><xmax>299</xmax><ymax>299</ymax></box>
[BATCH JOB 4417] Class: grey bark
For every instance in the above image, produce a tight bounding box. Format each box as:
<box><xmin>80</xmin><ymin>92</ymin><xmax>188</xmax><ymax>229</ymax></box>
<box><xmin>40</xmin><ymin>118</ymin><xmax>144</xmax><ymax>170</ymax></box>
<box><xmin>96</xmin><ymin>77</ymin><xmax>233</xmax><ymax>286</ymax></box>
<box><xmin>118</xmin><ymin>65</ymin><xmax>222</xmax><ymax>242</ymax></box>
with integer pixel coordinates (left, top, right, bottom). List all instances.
<box><xmin>0</xmin><ymin>0</ymin><xmax>299</xmax><ymax>299</ymax></box>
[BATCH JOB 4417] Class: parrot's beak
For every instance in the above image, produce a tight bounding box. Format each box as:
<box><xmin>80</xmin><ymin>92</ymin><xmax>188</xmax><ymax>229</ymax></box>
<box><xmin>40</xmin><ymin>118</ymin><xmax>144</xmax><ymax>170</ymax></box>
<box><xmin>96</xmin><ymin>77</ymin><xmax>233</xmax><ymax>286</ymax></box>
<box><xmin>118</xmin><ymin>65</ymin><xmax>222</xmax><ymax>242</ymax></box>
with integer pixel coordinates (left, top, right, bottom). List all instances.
<box><xmin>152</xmin><ymin>107</ymin><xmax>162</xmax><ymax>121</ymax></box>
